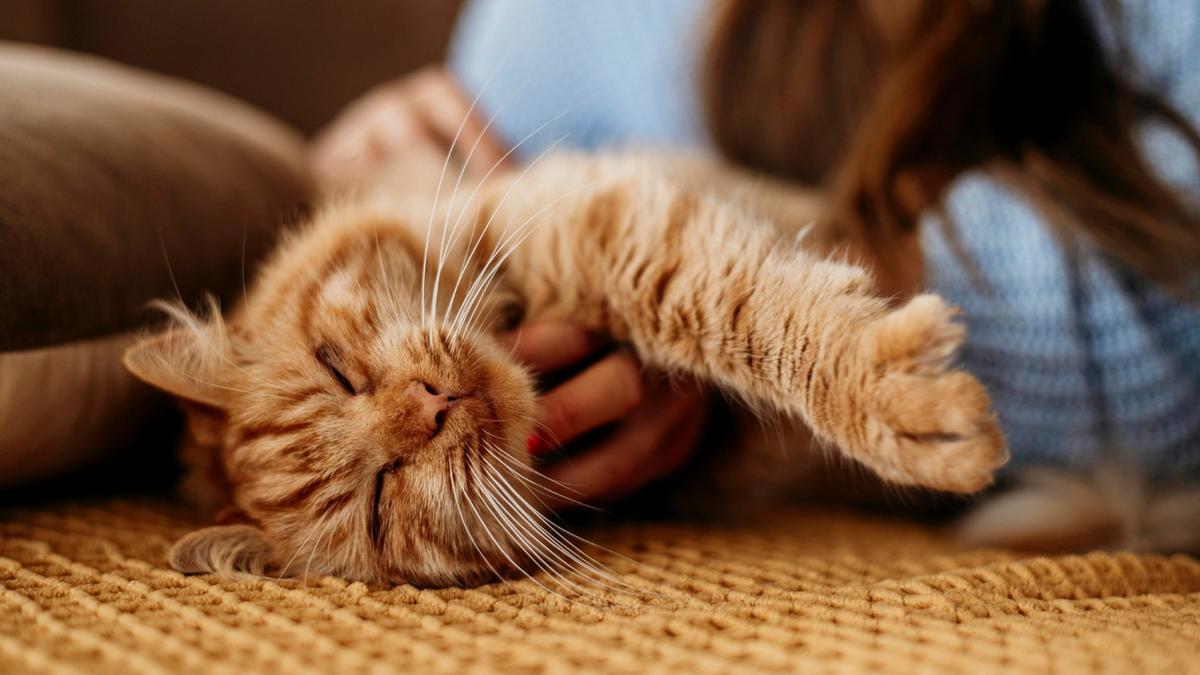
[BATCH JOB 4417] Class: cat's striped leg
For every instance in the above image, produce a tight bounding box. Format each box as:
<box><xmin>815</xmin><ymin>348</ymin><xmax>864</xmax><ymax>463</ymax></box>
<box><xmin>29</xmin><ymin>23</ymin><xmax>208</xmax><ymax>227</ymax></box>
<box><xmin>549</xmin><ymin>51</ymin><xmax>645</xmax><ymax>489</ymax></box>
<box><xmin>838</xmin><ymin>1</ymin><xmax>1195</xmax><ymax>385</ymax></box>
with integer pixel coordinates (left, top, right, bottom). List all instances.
<box><xmin>619</xmin><ymin>242</ymin><xmax>1006</xmax><ymax>494</ymax></box>
<box><xmin>506</xmin><ymin>172</ymin><xmax>1007</xmax><ymax>493</ymax></box>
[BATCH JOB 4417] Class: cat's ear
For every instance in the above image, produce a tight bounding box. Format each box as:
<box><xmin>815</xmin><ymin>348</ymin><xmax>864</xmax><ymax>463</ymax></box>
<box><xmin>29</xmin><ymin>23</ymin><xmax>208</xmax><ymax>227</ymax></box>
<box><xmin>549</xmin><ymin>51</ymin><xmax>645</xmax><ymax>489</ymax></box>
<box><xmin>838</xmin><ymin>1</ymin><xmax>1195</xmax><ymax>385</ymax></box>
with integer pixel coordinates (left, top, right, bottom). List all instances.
<box><xmin>124</xmin><ymin>327</ymin><xmax>230</xmax><ymax>409</ymax></box>
<box><xmin>169</xmin><ymin>524</ymin><xmax>275</xmax><ymax>577</ymax></box>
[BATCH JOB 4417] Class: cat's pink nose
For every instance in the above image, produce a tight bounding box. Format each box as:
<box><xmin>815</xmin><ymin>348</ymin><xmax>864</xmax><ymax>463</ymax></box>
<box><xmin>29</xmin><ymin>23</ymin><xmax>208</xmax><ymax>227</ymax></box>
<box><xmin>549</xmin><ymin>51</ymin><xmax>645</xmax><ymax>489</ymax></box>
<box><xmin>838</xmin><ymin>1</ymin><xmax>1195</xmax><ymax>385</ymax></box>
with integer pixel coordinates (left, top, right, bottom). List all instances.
<box><xmin>410</xmin><ymin>381</ymin><xmax>461</xmax><ymax>436</ymax></box>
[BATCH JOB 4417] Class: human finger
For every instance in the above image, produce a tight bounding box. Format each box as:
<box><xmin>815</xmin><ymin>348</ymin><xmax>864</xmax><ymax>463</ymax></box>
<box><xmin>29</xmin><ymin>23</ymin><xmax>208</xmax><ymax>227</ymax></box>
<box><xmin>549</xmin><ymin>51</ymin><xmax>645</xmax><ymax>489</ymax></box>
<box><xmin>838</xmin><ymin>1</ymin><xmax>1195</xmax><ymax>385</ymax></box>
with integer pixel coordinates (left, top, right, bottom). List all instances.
<box><xmin>530</xmin><ymin>350</ymin><xmax>643</xmax><ymax>453</ymax></box>
<box><xmin>540</xmin><ymin>380</ymin><xmax>706</xmax><ymax>504</ymax></box>
<box><xmin>502</xmin><ymin>322</ymin><xmax>606</xmax><ymax>374</ymax></box>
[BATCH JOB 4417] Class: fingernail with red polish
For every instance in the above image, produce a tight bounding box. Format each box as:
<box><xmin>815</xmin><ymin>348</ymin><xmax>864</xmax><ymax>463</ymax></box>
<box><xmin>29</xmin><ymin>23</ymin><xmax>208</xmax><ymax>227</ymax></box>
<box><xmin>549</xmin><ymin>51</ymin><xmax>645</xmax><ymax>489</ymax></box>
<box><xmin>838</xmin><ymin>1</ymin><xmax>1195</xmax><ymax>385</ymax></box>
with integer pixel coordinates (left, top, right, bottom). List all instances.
<box><xmin>526</xmin><ymin>434</ymin><xmax>547</xmax><ymax>456</ymax></box>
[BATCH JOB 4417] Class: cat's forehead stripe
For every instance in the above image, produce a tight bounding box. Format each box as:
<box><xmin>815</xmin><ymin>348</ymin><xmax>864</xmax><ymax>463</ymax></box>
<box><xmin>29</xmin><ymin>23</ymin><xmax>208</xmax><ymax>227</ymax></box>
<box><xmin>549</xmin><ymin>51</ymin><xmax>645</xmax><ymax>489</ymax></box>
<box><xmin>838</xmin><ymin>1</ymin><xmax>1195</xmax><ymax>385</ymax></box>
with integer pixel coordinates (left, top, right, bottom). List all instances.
<box><xmin>293</xmin><ymin>227</ymin><xmax>423</xmax><ymax>344</ymax></box>
<box><xmin>293</xmin><ymin>235</ymin><xmax>365</xmax><ymax>339</ymax></box>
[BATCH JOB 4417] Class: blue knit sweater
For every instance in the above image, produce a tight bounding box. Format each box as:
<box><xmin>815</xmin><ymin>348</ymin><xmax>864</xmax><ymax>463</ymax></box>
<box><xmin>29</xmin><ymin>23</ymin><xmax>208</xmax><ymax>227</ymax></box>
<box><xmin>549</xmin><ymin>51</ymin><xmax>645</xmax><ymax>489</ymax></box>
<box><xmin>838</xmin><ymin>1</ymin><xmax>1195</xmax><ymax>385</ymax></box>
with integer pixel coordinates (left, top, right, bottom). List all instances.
<box><xmin>450</xmin><ymin>0</ymin><xmax>1200</xmax><ymax>478</ymax></box>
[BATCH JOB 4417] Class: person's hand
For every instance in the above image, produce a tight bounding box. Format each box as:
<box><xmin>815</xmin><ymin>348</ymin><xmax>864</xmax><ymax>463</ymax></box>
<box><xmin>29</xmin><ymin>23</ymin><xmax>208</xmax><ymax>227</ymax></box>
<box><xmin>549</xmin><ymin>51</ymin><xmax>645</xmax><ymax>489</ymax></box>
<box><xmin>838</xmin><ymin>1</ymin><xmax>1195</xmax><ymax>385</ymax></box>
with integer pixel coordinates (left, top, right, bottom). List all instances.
<box><xmin>504</xmin><ymin>322</ymin><xmax>710</xmax><ymax>509</ymax></box>
<box><xmin>311</xmin><ymin>66</ymin><xmax>509</xmax><ymax>187</ymax></box>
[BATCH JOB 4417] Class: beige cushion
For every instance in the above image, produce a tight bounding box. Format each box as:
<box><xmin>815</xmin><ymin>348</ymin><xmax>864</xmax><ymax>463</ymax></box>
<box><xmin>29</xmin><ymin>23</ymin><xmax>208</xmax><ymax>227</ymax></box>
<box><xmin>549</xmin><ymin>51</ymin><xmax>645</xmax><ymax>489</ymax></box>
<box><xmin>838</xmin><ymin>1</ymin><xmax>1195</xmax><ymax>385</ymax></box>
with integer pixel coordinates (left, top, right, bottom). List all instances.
<box><xmin>0</xmin><ymin>42</ymin><xmax>312</xmax><ymax>486</ymax></box>
<box><xmin>0</xmin><ymin>41</ymin><xmax>312</xmax><ymax>350</ymax></box>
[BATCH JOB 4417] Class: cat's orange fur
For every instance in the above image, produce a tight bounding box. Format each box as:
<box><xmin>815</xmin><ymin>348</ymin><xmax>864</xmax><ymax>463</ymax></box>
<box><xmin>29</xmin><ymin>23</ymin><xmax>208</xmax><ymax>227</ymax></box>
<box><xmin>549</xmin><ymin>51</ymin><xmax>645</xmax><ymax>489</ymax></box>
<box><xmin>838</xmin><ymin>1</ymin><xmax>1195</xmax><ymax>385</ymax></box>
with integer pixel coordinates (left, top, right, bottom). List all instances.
<box><xmin>125</xmin><ymin>151</ymin><xmax>1007</xmax><ymax>587</ymax></box>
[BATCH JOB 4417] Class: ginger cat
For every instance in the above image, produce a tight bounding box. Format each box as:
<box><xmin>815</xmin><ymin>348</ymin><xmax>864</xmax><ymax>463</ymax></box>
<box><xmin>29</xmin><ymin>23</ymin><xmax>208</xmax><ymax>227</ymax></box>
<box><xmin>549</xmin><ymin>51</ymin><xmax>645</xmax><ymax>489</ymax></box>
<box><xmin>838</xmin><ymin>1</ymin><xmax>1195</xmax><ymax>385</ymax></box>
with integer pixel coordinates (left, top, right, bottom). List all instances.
<box><xmin>125</xmin><ymin>151</ymin><xmax>1006</xmax><ymax>587</ymax></box>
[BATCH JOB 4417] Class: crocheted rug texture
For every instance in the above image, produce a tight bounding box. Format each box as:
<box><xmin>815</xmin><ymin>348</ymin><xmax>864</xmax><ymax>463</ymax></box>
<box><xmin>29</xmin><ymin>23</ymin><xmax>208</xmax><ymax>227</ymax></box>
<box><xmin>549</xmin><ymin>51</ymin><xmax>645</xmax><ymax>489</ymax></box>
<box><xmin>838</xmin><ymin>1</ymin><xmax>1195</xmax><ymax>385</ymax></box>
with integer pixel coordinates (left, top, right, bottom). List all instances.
<box><xmin>0</xmin><ymin>498</ymin><xmax>1197</xmax><ymax>674</ymax></box>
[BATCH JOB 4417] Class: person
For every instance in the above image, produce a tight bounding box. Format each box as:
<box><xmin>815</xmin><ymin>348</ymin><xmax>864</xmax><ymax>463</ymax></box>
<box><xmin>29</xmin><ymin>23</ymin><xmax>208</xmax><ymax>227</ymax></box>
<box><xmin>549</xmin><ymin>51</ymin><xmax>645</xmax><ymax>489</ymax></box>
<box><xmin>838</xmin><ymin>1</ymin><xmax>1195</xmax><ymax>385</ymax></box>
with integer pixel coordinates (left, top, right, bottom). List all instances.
<box><xmin>312</xmin><ymin>0</ymin><xmax>1200</xmax><ymax>508</ymax></box>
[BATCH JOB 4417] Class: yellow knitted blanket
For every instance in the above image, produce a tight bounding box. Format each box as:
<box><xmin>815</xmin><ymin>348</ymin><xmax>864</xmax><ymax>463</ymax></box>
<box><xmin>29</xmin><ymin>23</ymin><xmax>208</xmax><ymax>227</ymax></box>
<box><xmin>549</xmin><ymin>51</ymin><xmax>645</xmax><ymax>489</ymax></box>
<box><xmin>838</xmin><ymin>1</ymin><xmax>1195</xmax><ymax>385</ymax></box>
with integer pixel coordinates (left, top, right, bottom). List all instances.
<box><xmin>0</xmin><ymin>498</ymin><xmax>1197</xmax><ymax>674</ymax></box>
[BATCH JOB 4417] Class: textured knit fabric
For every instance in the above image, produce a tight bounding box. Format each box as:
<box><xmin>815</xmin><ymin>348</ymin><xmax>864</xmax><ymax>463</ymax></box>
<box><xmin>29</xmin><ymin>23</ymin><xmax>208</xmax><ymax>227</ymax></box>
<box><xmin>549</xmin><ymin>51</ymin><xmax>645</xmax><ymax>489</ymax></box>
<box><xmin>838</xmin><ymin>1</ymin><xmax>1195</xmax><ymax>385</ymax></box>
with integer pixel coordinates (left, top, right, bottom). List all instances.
<box><xmin>1</xmin><ymin>497</ymin><xmax>1198</xmax><ymax>674</ymax></box>
<box><xmin>450</xmin><ymin>0</ymin><xmax>1200</xmax><ymax>478</ymax></box>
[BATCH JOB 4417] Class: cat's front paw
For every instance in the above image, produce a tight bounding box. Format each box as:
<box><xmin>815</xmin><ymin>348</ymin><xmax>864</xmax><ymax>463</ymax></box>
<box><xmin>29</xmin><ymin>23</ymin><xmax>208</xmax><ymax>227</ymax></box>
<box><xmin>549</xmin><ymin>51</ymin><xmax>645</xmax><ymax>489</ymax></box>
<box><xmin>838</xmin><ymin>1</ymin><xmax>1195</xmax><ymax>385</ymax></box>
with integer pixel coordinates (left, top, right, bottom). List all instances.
<box><xmin>850</xmin><ymin>294</ymin><xmax>1008</xmax><ymax>493</ymax></box>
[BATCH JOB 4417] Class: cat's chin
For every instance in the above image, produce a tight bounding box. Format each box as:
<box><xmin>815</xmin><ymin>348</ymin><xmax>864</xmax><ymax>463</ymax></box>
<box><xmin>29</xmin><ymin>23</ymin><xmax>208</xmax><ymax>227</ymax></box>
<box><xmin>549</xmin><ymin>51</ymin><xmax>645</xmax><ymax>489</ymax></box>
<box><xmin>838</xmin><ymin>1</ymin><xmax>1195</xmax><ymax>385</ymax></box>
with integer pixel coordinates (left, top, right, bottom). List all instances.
<box><xmin>374</xmin><ymin>530</ymin><xmax>535</xmax><ymax>588</ymax></box>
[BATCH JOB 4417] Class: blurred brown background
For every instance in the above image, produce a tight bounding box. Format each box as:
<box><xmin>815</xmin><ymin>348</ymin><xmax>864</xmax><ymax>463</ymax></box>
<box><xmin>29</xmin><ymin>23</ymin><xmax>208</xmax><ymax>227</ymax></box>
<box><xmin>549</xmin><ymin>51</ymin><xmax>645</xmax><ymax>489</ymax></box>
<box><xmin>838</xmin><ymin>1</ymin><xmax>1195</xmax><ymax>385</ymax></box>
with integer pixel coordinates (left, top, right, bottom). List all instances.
<box><xmin>3</xmin><ymin>0</ymin><xmax>464</xmax><ymax>135</ymax></box>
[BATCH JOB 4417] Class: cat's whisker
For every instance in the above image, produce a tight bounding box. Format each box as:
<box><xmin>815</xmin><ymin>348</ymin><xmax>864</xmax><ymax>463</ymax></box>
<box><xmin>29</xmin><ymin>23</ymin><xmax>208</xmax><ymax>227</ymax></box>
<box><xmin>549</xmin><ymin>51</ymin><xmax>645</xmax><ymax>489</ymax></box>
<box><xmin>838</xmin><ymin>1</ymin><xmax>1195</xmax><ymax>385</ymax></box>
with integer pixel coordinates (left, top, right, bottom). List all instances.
<box><xmin>443</xmin><ymin>135</ymin><xmax>569</xmax><ymax>339</ymax></box>
<box><xmin>452</xmin><ymin>188</ymin><xmax>599</xmax><ymax>341</ymax></box>
<box><xmin>481</xmin><ymin>449</ymin><xmax>586</xmax><ymax>517</ymax></box>
<box><xmin>479</xmin><ymin>440</ymin><xmax>598</xmax><ymax>511</ymax></box>
<box><xmin>303</xmin><ymin>515</ymin><xmax>337</xmax><ymax>588</ymax></box>
<box><xmin>457</xmin><ymin>188</ymin><xmax>593</xmax><ymax>330</ymax></box>
<box><xmin>277</xmin><ymin>509</ymin><xmax>330</xmax><ymax>582</ymax></box>
<box><xmin>425</xmin><ymin>49</ymin><xmax>576</xmax><ymax>331</ymax></box>
<box><xmin>460</xmin><ymin>470</ymin><xmax>564</xmax><ymax>597</ymax></box>
<box><xmin>525</xmin><ymin>512</ymin><xmax>654</xmax><ymax>590</ymax></box>
<box><xmin>487</xmin><ymin>458</ymin><xmax>559</xmax><ymax>515</ymax></box>
<box><xmin>460</xmin><ymin>443</ymin><xmax>564</xmax><ymax>596</ymax></box>
<box><xmin>436</xmin><ymin>94</ymin><xmax>592</xmax><ymax>337</ymax></box>
<box><xmin>477</xmin><ymin>435</ymin><xmax>556</xmax><ymax>482</ymax></box>
<box><xmin>478</xmin><ymin>462</ymin><xmax>639</xmax><ymax>600</ymax></box>
<box><xmin>479</xmin><ymin>456</ymin><xmax>577</xmax><ymax>541</ymax></box>
<box><xmin>477</xmin><ymin>428</ymin><xmax>583</xmax><ymax>497</ymax></box>
<box><xmin>446</xmin><ymin>452</ymin><xmax>516</xmax><ymax>590</ymax></box>
<box><xmin>478</xmin><ymin>442</ymin><xmax>660</xmax><ymax>587</ymax></box>
<box><xmin>479</xmin><ymin>455</ymin><xmax>646</xmax><ymax>591</ymax></box>
<box><xmin>452</xmin><ymin>178</ymin><xmax>607</xmax><ymax>336</ymax></box>
<box><xmin>487</xmin><ymin>491</ymin><xmax>641</xmax><ymax>607</ymax></box>
<box><xmin>427</xmin><ymin>94</ymin><xmax>518</xmax><ymax>339</ymax></box>
<box><xmin>439</xmin><ymin>131</ymin><xmax>571</xmax><ymax>337</ymax></box>
<box><xmin>473</xmin><ymin>469</ymin><xmax>608</xmax><ymax>602</ymax></box>
<box><xmin>461</xmin><ymin>439</ymin><xmax>566</xmax><ymax>594</ymax></box>
<box><xmin>450</xmin><ymin>183</ymin><xmax>563</xmax><ymax>335</ymax></box>
<box><xmin>472</xmin><ymin>476</ymin><xmax>560</xmax><ymax>579</ymax></box>
<box><xmin>421</xmin><ymin>59</ymin><xmax>508</xmax><ymax>329</ymax></box>
<box><xmin>476</xmin><ymin>439</ymin><xmax>650</xmax><ymax>594</ymax></box>
<box><xmin>482</xmin><ymin>422</ymin><xmax>580</xmax><ymax>485</ymax></box>
<box><xmin>429</xmin><ymin>135</ymin><xmax>477</xmax><ymax>331</ymax></box>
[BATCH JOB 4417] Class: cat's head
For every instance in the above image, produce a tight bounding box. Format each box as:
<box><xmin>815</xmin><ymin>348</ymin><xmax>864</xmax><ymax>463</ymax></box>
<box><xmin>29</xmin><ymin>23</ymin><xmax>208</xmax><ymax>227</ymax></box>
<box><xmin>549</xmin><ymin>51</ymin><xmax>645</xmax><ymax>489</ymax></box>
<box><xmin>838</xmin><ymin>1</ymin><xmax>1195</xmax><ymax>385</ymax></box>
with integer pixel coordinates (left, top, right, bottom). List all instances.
<box><xmin>125</xmin><ymin>214</ymin><xmax>541</xmax><ymax>587</ymax></box>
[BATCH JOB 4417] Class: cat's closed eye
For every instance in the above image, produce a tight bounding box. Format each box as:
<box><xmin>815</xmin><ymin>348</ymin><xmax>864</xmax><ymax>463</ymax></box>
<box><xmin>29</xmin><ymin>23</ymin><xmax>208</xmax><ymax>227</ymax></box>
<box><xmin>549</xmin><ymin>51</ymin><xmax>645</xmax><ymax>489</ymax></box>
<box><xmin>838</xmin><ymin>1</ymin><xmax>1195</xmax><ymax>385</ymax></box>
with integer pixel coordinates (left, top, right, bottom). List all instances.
<box><xmin>315</xmin><ymin>343</ymin><xmax>357</xmax><ymax>395</ymax></box>
<box><xmin>369</xmin><ymin>458</ymin><xmax>404</xmax><ymax>546</ymax></box>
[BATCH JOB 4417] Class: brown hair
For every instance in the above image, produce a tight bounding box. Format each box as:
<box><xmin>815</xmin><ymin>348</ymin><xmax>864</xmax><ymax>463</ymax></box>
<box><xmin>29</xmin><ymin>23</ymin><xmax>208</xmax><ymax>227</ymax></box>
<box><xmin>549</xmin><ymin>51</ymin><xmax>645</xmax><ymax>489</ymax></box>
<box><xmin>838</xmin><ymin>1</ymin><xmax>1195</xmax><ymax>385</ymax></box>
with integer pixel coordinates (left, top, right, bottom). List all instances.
<box><xmin>704</xmin><ymin>0</ymin><xmax>1200</xmax><ymax>289</ymax></box>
